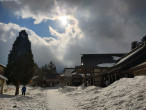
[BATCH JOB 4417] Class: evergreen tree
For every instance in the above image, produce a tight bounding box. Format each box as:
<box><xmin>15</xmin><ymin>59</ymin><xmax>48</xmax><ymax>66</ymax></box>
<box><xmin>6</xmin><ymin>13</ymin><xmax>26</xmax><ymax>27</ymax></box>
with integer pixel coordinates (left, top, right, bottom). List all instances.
<box><xmin>5</xmin><ymin>30</ymin><xmax>35</xmax><ymax>95</ymax></box>
<box><xmin>35</xmin><ymin>61</ymin><xmax>58</xmax><ymax>87</ymax></box>
<box><xmin>48</xmin><ymin>61</ymin><xmax>57</xmax><ymax>74</ymax></box>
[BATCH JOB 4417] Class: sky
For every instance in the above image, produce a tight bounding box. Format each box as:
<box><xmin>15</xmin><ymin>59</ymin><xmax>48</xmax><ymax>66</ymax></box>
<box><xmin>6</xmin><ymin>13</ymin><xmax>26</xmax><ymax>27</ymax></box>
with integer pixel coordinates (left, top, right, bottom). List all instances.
<box><xmin>0</xmin><ymin>0</ymin><xmax>146</xmax><ymax>72</ymax></box>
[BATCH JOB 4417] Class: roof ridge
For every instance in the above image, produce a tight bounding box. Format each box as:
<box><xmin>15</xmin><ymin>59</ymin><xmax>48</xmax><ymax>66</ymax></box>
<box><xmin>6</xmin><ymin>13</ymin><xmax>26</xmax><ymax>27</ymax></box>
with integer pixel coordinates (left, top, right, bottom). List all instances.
<box><xmin>116</xmin><ymin>41</ymin><xmax>146</xmax><ymax>65</ymax></box>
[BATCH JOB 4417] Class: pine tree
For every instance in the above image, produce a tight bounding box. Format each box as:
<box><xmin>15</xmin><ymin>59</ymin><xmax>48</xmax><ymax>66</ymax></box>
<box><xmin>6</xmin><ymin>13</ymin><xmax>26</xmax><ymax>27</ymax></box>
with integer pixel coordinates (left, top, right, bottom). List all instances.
<box><xmin>5</xmin><ymin>30</ymin><xmax>35</xmax><ymax>95</ymax></box>
<box><xmin>49</xmin><ymin>61</ymin><xmax>57</xmax><ymax>74</ymax></box>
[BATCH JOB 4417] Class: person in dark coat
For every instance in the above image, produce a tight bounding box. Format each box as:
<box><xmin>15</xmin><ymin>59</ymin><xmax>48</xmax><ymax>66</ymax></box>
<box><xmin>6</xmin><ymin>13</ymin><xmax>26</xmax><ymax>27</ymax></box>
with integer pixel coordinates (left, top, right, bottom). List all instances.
<box><xmin>22</xmin><ymin>86</ymin><xmax>26</xmax><ymax>95</ymax></box>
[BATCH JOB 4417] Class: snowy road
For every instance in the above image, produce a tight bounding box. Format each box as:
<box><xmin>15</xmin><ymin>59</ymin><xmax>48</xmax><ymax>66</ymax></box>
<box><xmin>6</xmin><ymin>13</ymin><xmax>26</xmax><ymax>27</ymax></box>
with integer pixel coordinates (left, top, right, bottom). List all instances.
<box><xmin>0</xmin><ymin>76</ymin><xmax>146</xmax><ymax>110</ymax></box>
<box><xmin>0</xmin><ymin>86</ymin><xmax>78</xmax><ymax>110</ymax></box>
<box><xmin>47</xmin><ymin>89</ymin><xmax>78</xmax><ymax>110</ymax></box>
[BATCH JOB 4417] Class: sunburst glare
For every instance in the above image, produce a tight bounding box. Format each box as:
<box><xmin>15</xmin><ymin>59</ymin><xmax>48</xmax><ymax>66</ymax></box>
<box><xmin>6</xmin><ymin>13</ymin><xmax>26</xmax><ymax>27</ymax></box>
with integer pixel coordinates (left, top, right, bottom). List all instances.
<box><xmin>58</xmin><ymin>16</ymin><xmax>68</xmax><ymax>25</ymax></box>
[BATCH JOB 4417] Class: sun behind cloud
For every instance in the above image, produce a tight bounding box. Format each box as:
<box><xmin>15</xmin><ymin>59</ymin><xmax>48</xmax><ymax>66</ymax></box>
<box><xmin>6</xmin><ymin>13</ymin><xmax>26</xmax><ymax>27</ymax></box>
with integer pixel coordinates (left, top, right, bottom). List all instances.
<box><xmin>58</xmin><ymin>16</ymin><xmax>68</xmax><ymax>25</ymax></box>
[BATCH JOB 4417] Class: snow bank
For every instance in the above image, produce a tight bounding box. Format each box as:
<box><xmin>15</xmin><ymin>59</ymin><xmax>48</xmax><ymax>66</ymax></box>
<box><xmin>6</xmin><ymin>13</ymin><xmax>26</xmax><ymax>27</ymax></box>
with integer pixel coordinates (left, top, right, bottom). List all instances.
<box><xmin>0</xmin><ymin>86</ymin><xmax>49</xmax><ymax>110</ymax></box>
<box><xmin>0</xmin><ymin>76</ymin><xmax>146</xmax><ymax>110</ymax></box>
<box><xmin>60</xmin><ymin>76</ymin><xmax>146</xmax><ymax>110</ymax></box>
<box><xmin>0</xmin><ymin>86</ymin><xmax>78</xmax><ymax>110</ymax></box>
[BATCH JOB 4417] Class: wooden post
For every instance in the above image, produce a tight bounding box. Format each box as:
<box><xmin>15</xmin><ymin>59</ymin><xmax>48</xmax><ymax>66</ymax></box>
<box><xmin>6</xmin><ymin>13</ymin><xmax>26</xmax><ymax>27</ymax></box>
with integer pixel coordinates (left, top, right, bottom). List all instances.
<box><xmin>1</xmin><ymin>81</ymin><xmax>4</xmax><ymax>94</ymax></box>
<box><xmin>92</xmin><ymin>68</ymin><xmax>95</xmax><ymax>86</ymax></box>
<box><xmin>101</xmin><ymin>75</ymin><xmax>103</xmax><ymax>87</ymax></box>
<box><xmin>15</xmin><ymin>84</ymin><xmax>19</xmax><ymax>95</ymax></box>
<box><xmin>84</xmin><ymin>68</ymin><xmax>87</xmax><ymax>87</ymax></box>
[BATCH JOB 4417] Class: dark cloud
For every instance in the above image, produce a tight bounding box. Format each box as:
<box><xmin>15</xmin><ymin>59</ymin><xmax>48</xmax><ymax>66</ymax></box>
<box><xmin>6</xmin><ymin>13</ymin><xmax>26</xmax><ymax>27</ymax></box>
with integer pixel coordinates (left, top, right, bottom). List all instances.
<box><xmin>1</xmin><ymin>0</ymin><xmax>146</xmax><ymax>71</ymax></box>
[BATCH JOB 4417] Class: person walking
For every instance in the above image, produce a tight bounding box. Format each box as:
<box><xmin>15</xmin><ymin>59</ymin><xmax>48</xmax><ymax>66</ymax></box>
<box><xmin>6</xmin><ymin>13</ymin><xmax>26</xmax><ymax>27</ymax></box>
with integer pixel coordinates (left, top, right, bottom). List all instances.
<box><xmin>105</xmin><ymin>79</ymin><xmax>110</xmax><ymax>87</ymax></box>
<box><xmin>22</xmin><ymin>86</ymin><xmax>26</xmax><ymax>95</ymax></box>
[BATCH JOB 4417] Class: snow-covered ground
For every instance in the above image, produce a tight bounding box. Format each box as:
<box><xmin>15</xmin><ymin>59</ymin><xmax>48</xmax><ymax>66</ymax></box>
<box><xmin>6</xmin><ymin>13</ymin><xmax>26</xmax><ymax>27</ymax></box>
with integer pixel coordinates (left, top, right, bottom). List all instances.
<box><xmin>0</xmin><ymin>76</ymin><xmax>146</xmax><ymax>110</ymax></box>
<box><xmin>60</xmin><ymin>76</ymin><xmax>146</xmax><ymax>110</ymax></box>
<box><xmin>0</xmin><ymin>86</ymin><xmax>77</xmax><ymax>110</ymax></box>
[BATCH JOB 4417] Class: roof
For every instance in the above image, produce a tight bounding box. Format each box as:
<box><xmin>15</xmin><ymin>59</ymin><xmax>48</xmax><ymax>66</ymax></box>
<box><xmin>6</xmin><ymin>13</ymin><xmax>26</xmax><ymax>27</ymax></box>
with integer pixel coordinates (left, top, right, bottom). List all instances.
<box><xmin>116</xmin><ymin>43</ymin><xmax>146</xmax><ymax>65</ymax></box>
<box><xmin>81</xmin><ymin>53</ymin><xmax>125</xmax><ymax>67</ymax></box>
<box><xmin>45</xmin><ymin>73</ymin><xmax>59</xmax><ymax>79</ymax></box>
<box><xmin>32</xmin><ymin>76</ymin><xmax>39</xmax><ymax>80</ymax></box>
<box><xmin>126</xmin><ymin>62</ymin><xmax>146</xmax><ymax>72</ymax></box>
<box><xmin>0</xmin><ymin>74</ymin><xmax>7</xmax><ymax>81</ymax></box>
<box><xmin>62</xmin><ymin>68</ymin><xmax>75</xmax><ymax>77</ymax></box>
<box><xmin>97</xmin><ymin>63</ymin><xmax>115</xmax><ymax>68</ymax></box>
<box><xmin>81</xmin><ymin>53</ymin><xmax>125</xmax><ymax>56</ymax></box>
<box><xmin>0</xmin><ymin>64</ymin><xmax>5</xmax><ymax>68</ymax></box>
<box><xmin>101</xmin><ymin>41</ymin><xmax>146</xmax><ymax>74</ymax></box>
<box><xmin>134</xmin><ymin>62</ymin><xmax>146</xmax><ymax>68</ymax></box>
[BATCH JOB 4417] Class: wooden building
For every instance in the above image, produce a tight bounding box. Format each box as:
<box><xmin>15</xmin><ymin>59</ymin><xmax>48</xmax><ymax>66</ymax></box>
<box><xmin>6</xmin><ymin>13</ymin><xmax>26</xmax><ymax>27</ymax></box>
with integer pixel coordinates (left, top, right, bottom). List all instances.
<box><xmin>0</xmin><ymin>64</ymin><xmax>8</xmax><ymax>94</ymax></box>
<box><xmin>125</xmin><ymin>62</ymin><xmax>146</xmax><ymax>76</ymax></box>
<box><xmin>32</xmin><ymin>73</ymin><xmax>59</xmax><ymax>87</ymax></box>
<box><xmin>45</xmin><ymin>74</ymin><xmax>59</xmax><ymax>87</ymax></box>
<box><xmin>100</xmin><ymin>41</ymin><xmax>146</xmax><ymax>87</ymax></box>
<box><xmin>71</xmin><ymin>69</ymin><xmax>83</xmax><ymax>86</ymax></box>
<box><xmin>60</xmin><ymin>68</ymin><xmax>75</xmax><ymax>86</ymax></box>
<box><xmin>76</xmin><ymin>54</ymin><xmax>125</xmax><ymax>86</ymax></box>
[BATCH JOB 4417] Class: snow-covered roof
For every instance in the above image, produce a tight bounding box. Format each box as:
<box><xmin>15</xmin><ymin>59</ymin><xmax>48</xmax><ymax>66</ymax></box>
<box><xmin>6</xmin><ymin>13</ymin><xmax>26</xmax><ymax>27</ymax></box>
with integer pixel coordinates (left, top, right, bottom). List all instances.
<box><xmin>63</xmin><ymin>68</ymin><xmax>75</xmax><ymax>77</ymax></box>
<box><xmin>0</xmin><ymin>74</ymin><xmax>7</xmax><ymax>81</ymax></box>
<box><xmin>32</xmin><ymin>76</ymin><xmax>39</xmax><ymax>80</ymax></box>
<box><xmin>81</xmin><ymin>54</ymin><xmax>125</xmax><ymax>67</ymax></box>
<box><xmin>135</xmin><ymin>62</ymin><xmax>146</xmax><ymax>67</ymax></box>
<box><xmin>130</xmin><ymin>62</ymin><xmax>146</xmax><ymax>70</ymax></box>
<box><xmin>116</xmin><ymin>44</ymin><xmax>145</xmax><ymax>65</ymax></box>
<box><xmin>112</xmin><ymin>56</ymin><xmax>121</xmax><ymax>61</ymax></box>
<box><xmin>0</xmin><ymin>64</ymin><xmax>5</xmax><ymax>68</ymax></box>
<box><xmin>72</xmin><ymin>72</ymin><xmax>77</xmax><ymax>75</ymax></box>
<box><xmin>97</xmin><ymin>63</ymin><xmax>115</xmax><ymax>67</ymax></box>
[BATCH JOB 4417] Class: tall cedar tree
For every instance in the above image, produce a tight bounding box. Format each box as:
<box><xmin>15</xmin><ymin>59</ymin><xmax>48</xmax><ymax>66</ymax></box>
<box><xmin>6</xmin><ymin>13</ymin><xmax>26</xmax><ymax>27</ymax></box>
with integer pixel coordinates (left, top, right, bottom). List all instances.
<box><xmin>5</xmin><ymin>30</ymin><xmax>35</xmax><ymax>95</ymax></box>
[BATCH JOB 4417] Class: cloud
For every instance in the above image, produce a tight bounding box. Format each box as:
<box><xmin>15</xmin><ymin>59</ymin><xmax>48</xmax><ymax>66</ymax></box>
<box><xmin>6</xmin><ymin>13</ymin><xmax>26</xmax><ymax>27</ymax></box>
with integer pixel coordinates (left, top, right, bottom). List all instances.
<box><xmin>1</xmin><ymin>0</ymin><xmax>146</xmax><ymax>71</ymax></box>
<box><xmin>0</xmin><ymin>22</ymin><xmax>84</xmax><ymax>71</ymax></box>
<box><xmin>0</xmin><ymin>22</ymin><xmax>63</xmax><ymax>71</ymax></box>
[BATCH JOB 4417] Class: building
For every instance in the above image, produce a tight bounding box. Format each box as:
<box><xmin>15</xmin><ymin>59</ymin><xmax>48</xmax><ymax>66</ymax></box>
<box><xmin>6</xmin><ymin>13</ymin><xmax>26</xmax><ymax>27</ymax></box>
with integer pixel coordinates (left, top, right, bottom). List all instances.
<box><xmin>71</xmin><ymin>74</ymin><xmax>83</xmax><ymax>86</ymax></box>
<box><xmin>127</xmin><ymin>62</ymin><xmax>146</xmax><ymax>76</ymax></box>
<box><xmin>76</xmin><ymin>54</ymin><xmax>125</xmax><ymax>86</ymax></box>
<box><xmin>45</xmin><ymin>74</ymin><xmax>59</xmax><ymax>87</ymax></box>
<box><xmin>60</xmin><ymin>68</ymin><xmax>75</xmax><ymax>86</ymax></box>
<box><xmin>100</xmin><ymin>41</ymin><xmax>146</xmax><ymax>86</ymax></box>
<box><xmin>0</xmin><ymin>64</ymin><xmax>8</xmax><ymax>94</ymax></box>
<box><xmin>31</xmin><ymin>73</ymin><xmax>59</xmax><ymax>87</ymax></box>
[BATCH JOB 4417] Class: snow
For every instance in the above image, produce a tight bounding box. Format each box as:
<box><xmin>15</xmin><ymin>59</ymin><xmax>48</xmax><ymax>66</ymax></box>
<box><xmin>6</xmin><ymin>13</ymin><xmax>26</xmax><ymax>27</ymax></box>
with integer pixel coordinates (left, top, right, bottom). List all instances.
<box><xmin>0</xmin><ymin>76</ymin><xmax>146</xmax><ymax>110</ymax></box>
<box><xmin>60</xmin><ymin>76</ymin><xmax>146</xmax><ymax>110</ymax></box>
<box><xmin>0</xmin><ymin>86</ymin><xmax>78</xmax><ymax>110</ymax></box>
<box><xmin>63</xmin><ymin>68</ymin><xmax>75</xmax><ymax>77</ymax></box>
<box><xmin>0</xmin><ymin>74</ymin><xmax>8</xmax><ymax>80</ymax></box>
<box><xmin>97</xmin><ymin>63</ymin><xmax>115</xmax><ymax>67</ymax></box>
<box><xmin>116</xmin><ymin>45</ymin><xmax>144</xmax><ymax>65</ymax></box>
<box><xmin>112</xmin><ymin>56</ymin><xmax>121</xmax><ymax>61</ymax></box>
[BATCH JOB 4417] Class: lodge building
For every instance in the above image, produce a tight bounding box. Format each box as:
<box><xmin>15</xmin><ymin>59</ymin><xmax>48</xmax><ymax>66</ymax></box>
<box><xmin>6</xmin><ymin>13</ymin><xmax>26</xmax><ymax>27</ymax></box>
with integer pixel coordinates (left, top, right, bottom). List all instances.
<box><xmin>76</xmin><ymin>54</ymin><xmax>125</xmax><ymax>86</ymax></box>
<box><xmin>100</xmin><ymin>40</ymin><xmax>146</xmax><ymax>86</ymax></box>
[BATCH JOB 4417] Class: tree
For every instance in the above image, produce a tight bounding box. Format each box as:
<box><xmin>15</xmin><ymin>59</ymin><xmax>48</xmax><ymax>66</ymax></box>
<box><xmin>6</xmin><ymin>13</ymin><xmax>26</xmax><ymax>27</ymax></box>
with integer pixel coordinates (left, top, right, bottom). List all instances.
<box><xmin>48</xmin><ymin>61</ymin><xmax>57</xmax><ymax>74</ymax></box>
<box><xmin>34</xmin><ymin>61</ymin><xmax>58</xmax><ymax>87</ymax></box>
<box><xmin>141</xmin><ymin>35</ymin><xmax>146</xmax><ymax>42</ymax></box>
<box><xmin>131</xmin><ymin>41</ymin><xmax>138</xmax><ymax>50</ymax></box>
<box><xmin>5</xmin><ymin>30</ymin><xmax>35</xmax><ymax>95</ymax></box>
<box><xmin>40</xmin><ymin>61</ymin><xmax>57</xmax><ymax>77</ymax></box>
